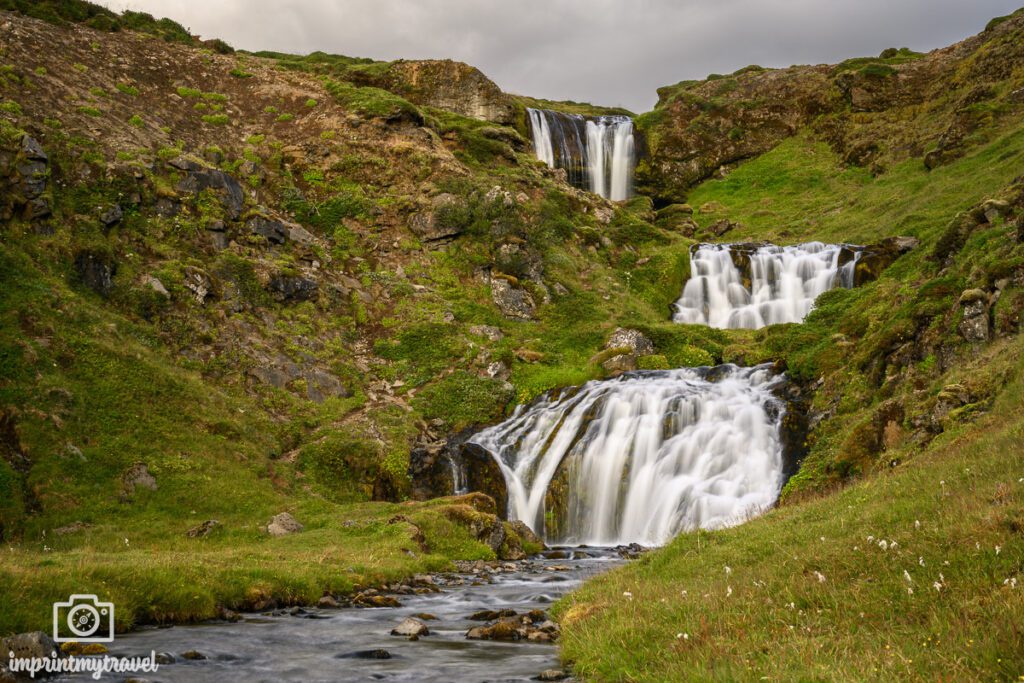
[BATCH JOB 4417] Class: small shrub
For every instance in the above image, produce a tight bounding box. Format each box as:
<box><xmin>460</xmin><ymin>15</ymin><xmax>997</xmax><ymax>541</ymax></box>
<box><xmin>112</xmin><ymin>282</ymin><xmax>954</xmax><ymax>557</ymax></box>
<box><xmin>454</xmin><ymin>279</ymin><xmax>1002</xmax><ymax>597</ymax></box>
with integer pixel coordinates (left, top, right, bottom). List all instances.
<box><xmin>305</xmin><ymin>98</ymin><xmax>318</xmax><ymax>108</ymax></box>
<box><xmin>176</xmin><ymin>86</ymin><xmax>202</xmax><ymax>98</ymax></box>
<box><xmin>229</xmin><ymin>67</ymin><xmax>254</xmax><ymax>78</ymax></box>
<box><xmin>115</xmin><ymin>82</ymin><xmax>139</xmax><ymax>96</ymax></box>
<box><xmin>201</xmin><ymin>114</ymin><xmax>230</xmax><ymax>125</ymax></box>
<box><xmin>78</xmin><ymin>106</ymin><xmax>102</xmax><ymax>117</ymax></box>
<box><xmin>275</xmin><ymin>113</ymin><xmax>294</xmax><ymax>122</ymax></box>
<box><xmin>0</xmin><ymin>101</ymin><xmax>22</xmax><ymax>115</ymax></box>
<box><xmin>127</xmin><ymin>114</ymin><xmax>144</xmax><ymax>128</ymax></box>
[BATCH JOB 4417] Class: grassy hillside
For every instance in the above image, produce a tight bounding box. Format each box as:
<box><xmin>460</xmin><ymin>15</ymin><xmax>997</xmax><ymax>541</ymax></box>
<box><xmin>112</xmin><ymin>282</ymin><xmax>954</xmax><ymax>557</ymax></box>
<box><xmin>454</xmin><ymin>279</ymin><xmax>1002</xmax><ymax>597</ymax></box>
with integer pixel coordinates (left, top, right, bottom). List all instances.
<box><xmin>557</xmin><ymin>343</ymin><xmax>1024</xmax><ymax>680</ymax></box>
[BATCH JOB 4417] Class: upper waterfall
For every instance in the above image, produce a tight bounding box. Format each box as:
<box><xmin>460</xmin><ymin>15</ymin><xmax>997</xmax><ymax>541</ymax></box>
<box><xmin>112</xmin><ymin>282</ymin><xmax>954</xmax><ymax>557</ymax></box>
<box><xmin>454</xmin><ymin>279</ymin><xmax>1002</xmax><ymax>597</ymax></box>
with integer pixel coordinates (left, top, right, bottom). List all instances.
<box><xmin>526</xmin><ymin>107</ymin><xmax>635</xmax><ymax>201</ymax></box>
<box><xmin>468</xmin><ymin>365</ymin><xmax>786</xmax><ymax>546</ymax></box>
<box><xmin>673</xmin><ymin>242</ymin><xmax>862</xmax><ymax>329</ymax></box>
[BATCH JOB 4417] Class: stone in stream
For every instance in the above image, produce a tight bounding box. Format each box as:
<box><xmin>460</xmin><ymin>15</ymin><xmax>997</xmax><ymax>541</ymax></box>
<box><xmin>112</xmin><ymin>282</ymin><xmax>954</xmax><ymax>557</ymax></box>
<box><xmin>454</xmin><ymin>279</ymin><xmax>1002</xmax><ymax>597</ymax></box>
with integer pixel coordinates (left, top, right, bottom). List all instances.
<box><xmin>535</xmin><ymin>669</ymin><xmax>570</xmax><ymax>681</ymax></box>
<box><xmin>390</xmin><ymin>617</ymin><xmax>429</xmax><ymax>638</ymax></box>
<box><xmin>336</xmin><ymin>649</ymin><xmax>393</xmax><ymax>660</ymax></box>
<box><xmin>181</xmin><ymin>650</ymin><xmax>207</xmax><ymax>660</ymax></box>
<box><xmin>468</xmin><ymin>608</ymin><xmax>516</xmax><ymax>621</ymax></box>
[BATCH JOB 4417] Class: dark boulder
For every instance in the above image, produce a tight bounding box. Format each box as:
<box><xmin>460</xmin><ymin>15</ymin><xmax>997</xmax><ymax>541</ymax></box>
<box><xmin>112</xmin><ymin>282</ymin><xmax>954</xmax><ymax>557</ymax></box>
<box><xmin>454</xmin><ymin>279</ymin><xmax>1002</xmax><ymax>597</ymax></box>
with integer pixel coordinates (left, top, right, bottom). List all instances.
<box><xmin>73</xmin><ymin>251</ymin><xmax>116</xmax><ymax>297</ymax></box>
<box><xmin>248</xmin><ymin>216</ymin><xmax>289</xmax><ymax>244</ymax></box>
<box><xmin>269</xmin><ymin>274</ymin><xmax>319</xmax><ymax>302</ymax></box>
<box><xmin>170</xmin><ymin>157</ymin><xmax>245</xmax><ymax>219</ymax></box>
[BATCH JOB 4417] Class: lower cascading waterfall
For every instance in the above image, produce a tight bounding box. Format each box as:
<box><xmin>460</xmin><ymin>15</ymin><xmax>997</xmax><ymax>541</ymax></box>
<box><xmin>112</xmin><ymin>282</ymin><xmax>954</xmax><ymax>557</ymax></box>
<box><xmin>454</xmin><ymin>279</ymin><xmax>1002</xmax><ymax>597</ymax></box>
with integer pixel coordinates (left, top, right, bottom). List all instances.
<box><xmin>673</xmin><ymin>242</ymin><xmax>861</xmax><ymax>329</ymax></box>
<box><xmin>468</xmin><ymin>365</ymin><xmax>786</xmax><ymax>546</ymax></box>
<box><xmin>526</xmin><ymin>107</ymin><xmax>634</xmax><ymax>201</ymax></box>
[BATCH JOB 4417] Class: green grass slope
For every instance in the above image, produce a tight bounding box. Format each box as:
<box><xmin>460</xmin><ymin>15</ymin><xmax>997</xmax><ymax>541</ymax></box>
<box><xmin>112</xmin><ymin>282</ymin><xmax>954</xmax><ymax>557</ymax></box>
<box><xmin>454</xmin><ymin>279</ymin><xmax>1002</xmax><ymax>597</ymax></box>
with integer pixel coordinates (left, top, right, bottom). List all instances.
<box><xmin>557</xmin><ymin>338</ymin><xmax>1024</xmax><ymax>681</ymax></box>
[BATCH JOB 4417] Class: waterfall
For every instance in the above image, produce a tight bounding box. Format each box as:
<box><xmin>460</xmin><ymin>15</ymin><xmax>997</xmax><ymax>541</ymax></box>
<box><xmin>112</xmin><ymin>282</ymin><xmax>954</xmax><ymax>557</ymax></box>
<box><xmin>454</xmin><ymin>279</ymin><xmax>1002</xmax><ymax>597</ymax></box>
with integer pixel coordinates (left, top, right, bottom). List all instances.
<box><xmin>468</xmin><ymin>365</ymin><xmax>786</xmax><ymax>546</ymax></box>
<box><xmin>673</xmin><ymin>242</ymin><xmax>862</xmax><ymax>329</ymax></box>
<box><xmin>526</xmin><ymin>107</ymin><xmax>634</xmax><ymax>201</ymax></box>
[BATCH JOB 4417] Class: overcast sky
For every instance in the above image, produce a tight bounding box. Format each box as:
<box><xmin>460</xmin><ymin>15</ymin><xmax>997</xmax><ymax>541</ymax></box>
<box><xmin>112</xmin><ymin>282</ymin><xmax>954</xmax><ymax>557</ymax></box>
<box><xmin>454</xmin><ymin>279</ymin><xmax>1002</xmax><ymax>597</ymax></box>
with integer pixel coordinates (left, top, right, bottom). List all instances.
<box><xmin>98</xmin><ymin>0</ymin><xmax>1021</xmax><ymax>112</ymax></box>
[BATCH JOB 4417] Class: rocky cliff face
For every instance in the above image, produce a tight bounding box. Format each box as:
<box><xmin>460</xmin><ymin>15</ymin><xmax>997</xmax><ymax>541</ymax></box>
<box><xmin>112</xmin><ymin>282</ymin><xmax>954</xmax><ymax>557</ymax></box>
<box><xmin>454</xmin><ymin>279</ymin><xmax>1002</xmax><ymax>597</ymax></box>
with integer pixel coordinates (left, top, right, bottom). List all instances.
<box><xmin>637</xmin><ymin>10</ymin><xmax>1024</xmax><ymax>202</ymax></box>
<box><xmin>348</xmin><ymin>59</ymin><xmax>516</xmax><ymax>124</ymax></box>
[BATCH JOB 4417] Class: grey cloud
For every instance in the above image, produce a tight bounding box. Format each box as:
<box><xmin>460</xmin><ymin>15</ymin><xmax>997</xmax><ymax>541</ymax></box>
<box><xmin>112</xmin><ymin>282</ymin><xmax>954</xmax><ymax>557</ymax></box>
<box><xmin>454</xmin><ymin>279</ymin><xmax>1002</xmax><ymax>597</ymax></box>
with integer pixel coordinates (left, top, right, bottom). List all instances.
<box><xmin>99</xmin><ymin>0</ymin><xmax>1021</xmax><ymax>112</ymax></box>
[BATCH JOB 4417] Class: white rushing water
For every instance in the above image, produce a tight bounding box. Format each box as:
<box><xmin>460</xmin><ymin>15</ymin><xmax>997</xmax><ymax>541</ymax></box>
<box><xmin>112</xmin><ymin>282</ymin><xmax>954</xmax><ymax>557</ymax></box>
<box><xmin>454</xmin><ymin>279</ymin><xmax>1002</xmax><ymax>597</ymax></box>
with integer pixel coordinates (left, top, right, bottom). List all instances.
<box><xmin>673</xmin><ymin>242</ymin><xmax>860</xmax><ymax>329</ymax></box>
<box><xmin>469</xmin><ymin>365</ymin><xmax>786</xmax><ymax>546</ymax></box>
<box><xmin>526</xmin><ymin>107</ymin><xmax>634</xmax><ymax>201</ymax></box>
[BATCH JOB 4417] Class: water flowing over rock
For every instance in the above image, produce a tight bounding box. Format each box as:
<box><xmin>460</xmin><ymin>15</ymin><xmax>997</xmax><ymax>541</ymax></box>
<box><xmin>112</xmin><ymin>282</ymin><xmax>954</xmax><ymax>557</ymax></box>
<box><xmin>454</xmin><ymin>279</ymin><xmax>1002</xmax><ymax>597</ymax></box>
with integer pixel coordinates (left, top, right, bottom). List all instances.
<box><xmin>673</xmin><ymin>242</ymin><xmax>862</xmax><ymax>329</ymax></box>
<box><xmin>468</xmin><ymin>365</ymin><xmax>787</xmax><ymax>546</ymax></box>
<box><xmin>526</xmin><ymin>108</ymin><xmax>635</xmax><ymax>201</ymax></box>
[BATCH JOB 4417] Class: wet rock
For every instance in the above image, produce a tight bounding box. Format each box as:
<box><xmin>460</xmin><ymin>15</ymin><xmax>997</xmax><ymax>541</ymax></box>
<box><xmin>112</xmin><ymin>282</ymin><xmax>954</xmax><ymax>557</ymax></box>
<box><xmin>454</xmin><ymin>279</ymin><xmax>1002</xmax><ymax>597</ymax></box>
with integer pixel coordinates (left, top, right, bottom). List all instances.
<box><xmin>855</xmin><ymin>236</ymin><xmax>918</xmax><ymax>285</ymax></box>
<box><xmin>217</xmin><ymin>607</ymin><xmax>241</xmax><ymax>623</ymax></box>
<box><xmin>317</xmin><ymin>595</ymin><xmax>340</xmax><ymax>609</ymax></box>
<box><xmin>337</xmin><ymin>649</ymin><xmax>392</xmax><ymax>660</ymax></box>
<box><xmin>958</xmin><ymin>289</ymin><xmax>990</xmax><ymax>342</ymax></box>
<box><xmin>267</xmin><ymin>512</ymin><xmax>303</xmax><ymax>537</ymax></box>
<box><xmin>535</xmin><ymin>670</ymin><xmax>570</xmax><ymax>681</ymax></box>
<box><xmin>353</xmin><ymin>593</ymin><xmax>401</xmax><ymax>608</ymax></box>
<box><xmin>122</xmin><ymin>462</ymin><xmax>157</xmax><ymax>494</ymax></box>
<box><xmin>1</xmin><ymin>631</ymin><xmax>60</xmax><ymax>662</ymax></box>
<box><xmin>469</xmin><ymin>609</ymin><xmax>516</xmax><ymax>621</ymax></box>
<box><xmin>490</xmin><ymin>277</ymin><xmax>536</xmax><ymax>320</ymax></box>
<box><xmin>269</xmin><ymin>274</ymin><xmax>319</xmax><ymax>302</ymax></box>
<box><xmin>466</xmin><ymin>618</ymin><xmax>522</xmax><ymax>641</ymax></box>
<box><xmin>508</xmin><ymin>520</ymin><xmax>544</xmax><ymax>549</ymax></box>
<box><xmin>459</xmin><ymin>444</ymin><xmax>508</xmax><ymax>516</ymax></box>
<box><xmin>186</xmin><ymin>520</ymin><xmax>220</xmax><ymax>538</ymax></box>
<box><xmin>74</xmin><ymin>251</ymin><xmax>116</xmax><ymax>297</ymax></box>
<box><xmin>411</xmin><ymin>613</ymin><xmax>437</xmax><ymax>620</ymax></box>
<box><xmin>154</xmin><ymin>653</ymin><xmax>175</xmax><ymax>665</ymax></box>
<box><xmin>181</xmin><ymin>650</ymin><xmax>206</xmax><ymax>661</ymax></box>
<box><xmin>390</xmin><ymin>617</ymin><xmax>429</xmax><ymax>638</ymax></box>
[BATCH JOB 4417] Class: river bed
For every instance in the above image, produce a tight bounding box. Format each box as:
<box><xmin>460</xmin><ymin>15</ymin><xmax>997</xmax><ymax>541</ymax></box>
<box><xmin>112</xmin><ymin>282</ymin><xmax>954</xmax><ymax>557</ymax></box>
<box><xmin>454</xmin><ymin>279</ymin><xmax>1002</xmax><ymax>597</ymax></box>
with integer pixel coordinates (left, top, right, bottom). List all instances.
<box><xmin>55</xmin><ymin>548</ymin><xmax>625</xmax><ymax>682</ymax></box>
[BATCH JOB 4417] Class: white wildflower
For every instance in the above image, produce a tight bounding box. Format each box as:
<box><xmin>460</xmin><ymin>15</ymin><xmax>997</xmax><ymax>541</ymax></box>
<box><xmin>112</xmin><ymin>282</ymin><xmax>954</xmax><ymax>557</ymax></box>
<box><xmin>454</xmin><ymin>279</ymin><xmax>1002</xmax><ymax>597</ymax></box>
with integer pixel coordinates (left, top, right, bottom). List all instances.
<box><xmin>819</xmin><ymin>536</ymin><xmax>825</xmax><ymax>542</ymax></box>
<box><xmin>890</xmin><ymin>541</ymin><xmax>898</xmax><ymax>550</ymax></box>
<box><xmin>914</xmin><ymin>520</ymin><xmax>921</xmax><ymax>529</ymax></box>
<box><xmin>724</xmin><ymin>565</ymin><xmax>732</xmax><ymax>575</ymax></box>
<box><xmin>918</xmin><ymin>557</ymin><xmax>925</xmax><ymax>567</ymax></box>
<box><xmin>726</xmin><ymin>585</ymin><xmax>733</xmax><ymax>597</ymax></box>
<box><xmin>867</xmin><ymin>535</ymin><xmax>875</xmax><ymax>542</ymax></box>
<box><xmin>903</xmin><ymin>570</ymin><xmax>913</xmax><ymax>584</ymax></box>
<box><xmin>623</xmin><ymin>591</ymin><xmax>633</xmax><ymax>599</ymax></box>
<box><xmin>878</xmin><ymin>540</ymin><xmax>889</xmax><ymax>551</ymax></box>
<box><xmin>932</xmin><ymin>581</ymin><xmax>942</xmax><ymax>592</ymax></box>
<box><xmin>676</xmin><ymin>632</ymin><xmax>689</xmax><ymax>640</ymax></box>
<box><xmin>907</xmin><ymin>586</ymin><xmax>914</xmax><ymax>595</ymax></box>
<box><xmin>814</xmin><ymin>571</ymin><xmax>826</xmax><ymax>583</ymax></box>
<box><xmin>680</xmin><ymin>590</ymin><xmax>688</xmax><ymax>597</ymax></box>
<box><xmin>995</xmin><ymin>545</ymin><xmax>1001</xmax><ymax>555</ymax></box>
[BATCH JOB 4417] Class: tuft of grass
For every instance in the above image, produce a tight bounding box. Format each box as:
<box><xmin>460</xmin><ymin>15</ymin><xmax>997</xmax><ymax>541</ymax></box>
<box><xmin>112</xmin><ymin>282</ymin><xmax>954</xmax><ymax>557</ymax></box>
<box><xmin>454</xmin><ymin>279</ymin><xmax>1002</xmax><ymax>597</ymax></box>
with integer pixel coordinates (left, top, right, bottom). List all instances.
<box><xmin>127</xmin><ymin>114</ymin><xmax>144</xmax><ymax>128</ymax></box>
<box><xmin>201</xmin><ymin>113</ymin><xmax>230</xmax><ymax>125</ymax></box>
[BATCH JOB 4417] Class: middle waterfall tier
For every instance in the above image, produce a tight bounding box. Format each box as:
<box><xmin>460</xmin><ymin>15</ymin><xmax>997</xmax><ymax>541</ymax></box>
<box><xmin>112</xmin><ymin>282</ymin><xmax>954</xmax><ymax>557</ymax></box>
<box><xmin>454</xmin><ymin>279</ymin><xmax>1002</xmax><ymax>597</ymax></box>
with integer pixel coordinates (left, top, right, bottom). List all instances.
<box><xmin>673</xmin><ymin>242</ymin><xmax>863</xmax><ymax>329</ymax></box>
<box><xmin>526</xmin><ymin>107</ymin><xmax>635</xmax><ymax>201</ymax></box>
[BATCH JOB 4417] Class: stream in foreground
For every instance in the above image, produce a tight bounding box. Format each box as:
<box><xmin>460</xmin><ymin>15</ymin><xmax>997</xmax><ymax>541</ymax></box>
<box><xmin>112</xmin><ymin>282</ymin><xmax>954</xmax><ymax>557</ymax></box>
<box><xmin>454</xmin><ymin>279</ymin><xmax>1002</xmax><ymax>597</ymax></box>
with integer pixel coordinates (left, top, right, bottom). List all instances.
<box><xmin>55</xmin><ymin>548</ymin><xmax>625</xmax><ymax>682</ymax></box>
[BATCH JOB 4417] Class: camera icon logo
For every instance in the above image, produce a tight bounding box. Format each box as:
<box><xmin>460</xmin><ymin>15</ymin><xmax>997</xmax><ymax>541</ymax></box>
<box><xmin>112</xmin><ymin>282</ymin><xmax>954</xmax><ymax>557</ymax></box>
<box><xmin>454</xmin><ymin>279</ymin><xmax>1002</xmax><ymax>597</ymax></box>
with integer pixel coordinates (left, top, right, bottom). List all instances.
<box><xmin>52</xmin><ymin>594</ymin><xmax>115</xmax><ymax>643</ymax></box>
